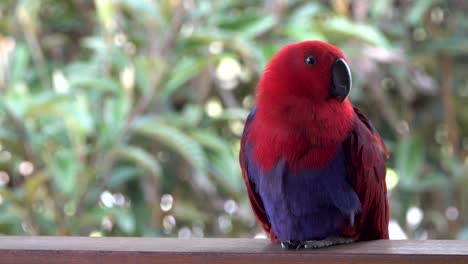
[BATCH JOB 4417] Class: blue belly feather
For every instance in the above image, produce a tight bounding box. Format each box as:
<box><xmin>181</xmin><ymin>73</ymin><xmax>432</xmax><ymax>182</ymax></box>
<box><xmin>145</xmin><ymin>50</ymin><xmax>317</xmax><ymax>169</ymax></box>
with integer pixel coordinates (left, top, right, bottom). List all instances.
<box><xmin>245</xmin><ymin>146</ymin><xmax>361</xmax><ymax>241</ymax></box>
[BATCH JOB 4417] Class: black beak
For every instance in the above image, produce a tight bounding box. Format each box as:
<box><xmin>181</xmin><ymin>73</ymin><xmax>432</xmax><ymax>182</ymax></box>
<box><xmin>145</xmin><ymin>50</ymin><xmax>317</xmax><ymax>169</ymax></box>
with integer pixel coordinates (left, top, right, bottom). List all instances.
<box><xmin>330</xmin><ymin>58</ymin><xmax>352</xmax><ymax>102</ymax></box>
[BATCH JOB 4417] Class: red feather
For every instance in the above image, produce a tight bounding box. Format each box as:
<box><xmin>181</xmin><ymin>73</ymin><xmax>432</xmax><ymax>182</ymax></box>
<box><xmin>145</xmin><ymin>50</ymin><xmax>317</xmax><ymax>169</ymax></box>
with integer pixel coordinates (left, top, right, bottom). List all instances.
<box><xmin>342</xmin><ymin>108</ymin><xmax>389</xmax><ymax>240</ymax></box>
<box><xmin>241</xmin><ymin>107</ymin><xmax>389</xmax><ymax>241</ymax></box>
<box><xmin>249</xmin><ymin>41</ymin><xmax>356</xmax><ymax>172</ymax></box>
<box><xmin>239</xmin><ymin>114</ymin><xmax>277</xmax><ymax>241</ymax></box>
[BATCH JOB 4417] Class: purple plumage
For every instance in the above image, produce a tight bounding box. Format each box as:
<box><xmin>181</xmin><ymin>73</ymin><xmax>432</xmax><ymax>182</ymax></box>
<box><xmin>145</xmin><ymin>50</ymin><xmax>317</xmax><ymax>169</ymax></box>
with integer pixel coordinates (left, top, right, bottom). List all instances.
<box><xmin>244</xmin><ymin>110</ymin><xmax>361</xmax><ymax>242</ymax></box>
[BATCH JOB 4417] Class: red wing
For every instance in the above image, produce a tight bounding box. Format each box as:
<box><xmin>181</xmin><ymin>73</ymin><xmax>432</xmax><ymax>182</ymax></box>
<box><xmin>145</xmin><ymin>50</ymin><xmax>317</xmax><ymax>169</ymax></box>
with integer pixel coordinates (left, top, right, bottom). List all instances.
<box><xmin>239</xmin><ymin>110</ymin><xmax>277</xmax><ymax>241</ymax></box>
<box><xmin>343</xmin><ymin>107</ymin><xmax>389</xmax><ymax>240</ymax></box>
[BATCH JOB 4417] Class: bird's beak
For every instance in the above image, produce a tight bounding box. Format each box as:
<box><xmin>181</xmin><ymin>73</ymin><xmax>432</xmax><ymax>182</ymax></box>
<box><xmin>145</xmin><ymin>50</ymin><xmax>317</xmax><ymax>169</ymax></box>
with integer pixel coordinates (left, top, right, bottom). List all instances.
<box><xmin>330</xmin><ymin>58</ymin><xmax>352</xmax><ymax>102</ymax></box>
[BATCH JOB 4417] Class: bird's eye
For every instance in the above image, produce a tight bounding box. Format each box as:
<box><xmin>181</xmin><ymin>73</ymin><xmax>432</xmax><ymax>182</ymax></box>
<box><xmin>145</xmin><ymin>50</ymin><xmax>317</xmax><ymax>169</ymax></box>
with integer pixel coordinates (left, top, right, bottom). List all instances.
<box><xmin>305</xmin><ymin>55</ymin><xmax>317</xmax><ymax>66</ymax></box>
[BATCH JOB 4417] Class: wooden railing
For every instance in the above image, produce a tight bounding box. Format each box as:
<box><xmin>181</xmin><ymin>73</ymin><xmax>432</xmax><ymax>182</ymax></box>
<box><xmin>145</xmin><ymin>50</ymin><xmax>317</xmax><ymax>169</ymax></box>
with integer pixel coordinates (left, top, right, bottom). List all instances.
<box><xmin>0</xmin><ymin>237</ymin><xmax>467</xmax><ymax>264</ymax></box>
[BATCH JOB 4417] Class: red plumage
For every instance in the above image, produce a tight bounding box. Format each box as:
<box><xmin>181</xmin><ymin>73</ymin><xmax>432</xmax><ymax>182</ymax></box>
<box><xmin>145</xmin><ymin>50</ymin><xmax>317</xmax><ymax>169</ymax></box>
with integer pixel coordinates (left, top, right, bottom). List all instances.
<box><xmin>239</xmin><ymin>121</ymin><xmax>278</xmax><ymax>241</ymax></box>
<box><xmin>239</xmin><ymin>40</ymin><xmax>389</xmax><ymax>244</ymax></box>
<box><xmin>341</xmin><ymin>107</ymin><xmax>389</xmax><ymax>239</ymax></box>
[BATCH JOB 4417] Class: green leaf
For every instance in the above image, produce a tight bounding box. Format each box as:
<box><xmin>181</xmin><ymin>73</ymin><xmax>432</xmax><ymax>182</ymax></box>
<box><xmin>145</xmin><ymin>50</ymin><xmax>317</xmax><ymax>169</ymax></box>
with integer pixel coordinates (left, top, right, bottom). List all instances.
<box><xmin>100</xmin><ymin>95</ymin><xmax>130</xmax><ymax>140</ymax></box>
<box><xmin>23</xmin><ymin>92</ymin><xmax>72</xmax><ymax>118</ymax></box>
<box><xmin>120</xmin><ymin>0</ymin><xmax>160</xmax><ymax>21</ymax></box>
<box><xmin>240</xmin><ymin>15</ymin><xmax>276</xmax><ymax>39</ymax></box>
<box><xmin>284</xmin><ymin>3</ymin><xmax>326</xmax><ymax>41</ymax></box>
<box><xmin>95</xmin><ymin>0</ymin><xmax>116</xmax><ymax>29</ymax></box>
<box><xmin>427</xmin><ymin>37</ymin><xmax>468</xmax><ymax>55</ymax></box>
<box><xmin>283</xmin><ymin>26</ymin><xmax>326</xmax><ymax>42</ymax></box>
<box><xmin>161</xmin><ymin>55</ymin><xmax>221</xmax><ymax>99</ymax></box>
<box><xmin>0</xmin><ymin>126</ymin><xmax>19</xmax><ymax>147</ymax></box>
<box><xmin>109</xmin><ymin>208</ymin><xmax>135</xmax><ymax>234</ymax></box>
<box><xmin>208</xmin><ymin>152</ymin><xmax>243</xmax><ymax>193</ymax></box>
<box><xmin>112</xmin><ymin>145</ymin><xmax>162</xmax><ymax>179</ymax></box>
<box><xmin>190</xmin><ymin>130</ymin><xmax>243</xmax><ymax>193</ymax></box>
<box><xmin>217</xmin><ymin>108</ymin><xmax>250</xmax><ymax>121</ymax></box>
<box><xmin>78</xmin><ymin>207</ymin><xmax>135</xmax><ymax>234</ymax></box>
<box><xmin>10</xmin><ymin>43</ymin><xmax>30</xmax><ymax>85</ymax></box>
<box><xmin>173</xmin><ymin>200</ymin><xmax>209</xmax><ymax>222</ymax></box>
<box><xmin>288</xmin><ymin>2</ymin><xmax>323</xmax><ymax>25</ymax></box>
<box><xmin>188</xmin><ymin>30</ymin><xmax>264</xmax><ymax>70</ymax></box>
<box><xmin>4</xmin><ymin>82</ymin><xmax>31</xmax><ymax>117</ymax></box>
<box><xmin>23</xmin><ymin>174</ymin><xmax>49</xmax><ymax>203</ymax></box>
<box><xmin>371</xmin><ymin>0</ymin><xmax>392</xmax><ymax>19</ymax></box>
<box><xmin>82</xmin><ymin>36</ymin><xmax>107</xmax><ymax>54</ymax></box>
<box><xmin>181</xmin><ymin>104</ymin><xmax>204</xmax><ymax>126</ymax></box>
<box><xmin>132</xmin><ymin>117</ymin><xmax>207</xmax><ymax>172</ymax></box>
<box><xmin>44</xmin><ymin>148</ymin><xmax>79</xmax><ymax>195</ymax></box>
<box><xmin>321</xmin><ymin>17</ymin><xmax>390</xmax><ymax>47</ymax></box>
<box><xmin>0</xmin><ymin>205</ymin><xmax>24</xmax><ymax>235</ymax></box>
<box><xmin>61</xmin><ymin>94</ymin><xmax>95</xmax><ymax>138</ymax></box>
<box><xmin>415</xmin><ymin>172</ymin><xmax>448</xmax><ymax>191</ymax></box>
<box><xmin>108</xmin><ymin>166</ymin><xmax>139</xmax><ymax>188</ymax></box>
<box><xmin>395</xmin><ymin>136</ymin><xmax>424</xmax><ymax>189</ymax></box>
<box><xmin>406</xmin><ymin>0</ymin><xmax>438</xmax><ymax>26</ymax></box>
<box><xmin>68</xmin><ymin>77</ymin><xmax>122</xmax><ymax>94</ymax></box>
<box><xmin>190</xmin><ymin>130</ymin><xmax>229</xmax><ymax>153</ymax></box>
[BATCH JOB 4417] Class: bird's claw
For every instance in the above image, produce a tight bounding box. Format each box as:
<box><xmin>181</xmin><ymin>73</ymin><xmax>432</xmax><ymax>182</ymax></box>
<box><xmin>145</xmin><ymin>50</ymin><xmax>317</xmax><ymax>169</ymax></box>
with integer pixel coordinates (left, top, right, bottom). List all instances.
<box><xmin>281</xmin><ymin>237</ymin><xmax>355</xmax><ymax>250</ymax></box>
<box><xmin>280</xmin><ymin>240</ymin><xmax>303</xmax><ymax>250</ymax></box>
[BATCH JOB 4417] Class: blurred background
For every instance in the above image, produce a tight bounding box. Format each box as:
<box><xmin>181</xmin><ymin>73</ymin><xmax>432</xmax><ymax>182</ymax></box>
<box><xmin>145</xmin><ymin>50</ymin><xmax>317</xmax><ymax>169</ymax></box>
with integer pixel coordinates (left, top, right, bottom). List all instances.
<box><xmin>0</xmin><ymin>0</ymin><xmax>467</xmax><ymax>240</ymax></box>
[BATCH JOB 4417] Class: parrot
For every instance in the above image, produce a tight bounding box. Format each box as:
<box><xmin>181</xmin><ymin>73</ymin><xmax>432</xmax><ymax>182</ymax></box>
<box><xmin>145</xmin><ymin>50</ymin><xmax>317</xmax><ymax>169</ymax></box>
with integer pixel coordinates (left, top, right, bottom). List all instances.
<box><xmin>239</xmin><ymin>40</ymin><xmax>389</xmax><ymax>249</ymax></box>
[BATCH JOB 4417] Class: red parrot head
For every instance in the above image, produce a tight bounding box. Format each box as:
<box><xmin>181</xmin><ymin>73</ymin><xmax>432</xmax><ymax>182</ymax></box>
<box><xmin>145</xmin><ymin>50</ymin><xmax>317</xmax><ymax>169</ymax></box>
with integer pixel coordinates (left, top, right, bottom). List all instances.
<box><xmin>252</xmin><ymin>40</ymin><xmax>355</xmax><ymax>158</ymax></box>
<box><xmin>259</xmin><ymin>40</ymin><xmax>352</xmax><ymax>103</ymax></box>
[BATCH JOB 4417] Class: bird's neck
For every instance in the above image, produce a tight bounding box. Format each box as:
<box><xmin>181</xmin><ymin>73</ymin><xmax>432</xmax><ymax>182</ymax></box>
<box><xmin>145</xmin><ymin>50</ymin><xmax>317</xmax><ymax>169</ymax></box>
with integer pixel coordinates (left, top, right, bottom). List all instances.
<box><xmin>249</xmin><ymin>94</ymin><xmax>354</xmax><ymax>170</ymax></box>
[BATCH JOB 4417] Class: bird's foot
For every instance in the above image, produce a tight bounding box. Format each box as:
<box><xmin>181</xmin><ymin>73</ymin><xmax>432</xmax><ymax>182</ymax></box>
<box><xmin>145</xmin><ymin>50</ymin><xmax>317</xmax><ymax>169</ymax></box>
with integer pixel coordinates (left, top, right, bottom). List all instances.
<box><xmin>280</xmin><ymin>240</ymin><xmax>303</xmax><ymax>250</ymax></box>
<box><xmin>302</xmin><ymin>237</ymin><xmax>355</xmax><ymax>249</ymax></box>
<box><xmin>281</xmin><ymin>237</ymin><xmax>355</xmax><ymax>250</ymax></box>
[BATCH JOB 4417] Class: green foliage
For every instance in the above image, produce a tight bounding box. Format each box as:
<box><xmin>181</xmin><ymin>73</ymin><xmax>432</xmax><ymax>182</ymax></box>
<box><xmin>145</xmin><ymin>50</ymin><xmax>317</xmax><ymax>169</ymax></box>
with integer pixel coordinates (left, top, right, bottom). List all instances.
<box><xmin>0</xmin><ymin>0</ymin><xmax>466</xmax><ymax>239</ymax></box>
